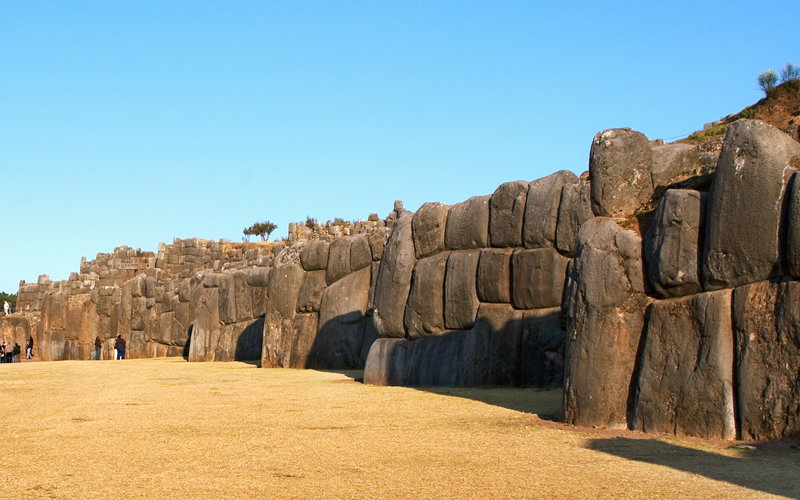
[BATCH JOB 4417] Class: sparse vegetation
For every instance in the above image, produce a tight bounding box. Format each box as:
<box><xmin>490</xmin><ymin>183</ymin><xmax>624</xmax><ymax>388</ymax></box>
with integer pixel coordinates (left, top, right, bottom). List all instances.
<box><xmin>780</xmin><ymin>62</ymin><xmax>800</xmax><ymax>84</ymax></box>
<box><xmin>688</xmin><ymin>124</ymin><xmax>729</xmax><ymax>142</ymax></box>
<box><xmin>243</xmin><ymin>220</ymin><xmax>277</xmax><ymax>241</ymax></box>
<box><xmin>739</xmin><ymin>107</ymin><xmax>757</xmax><ymax>119</ymax></box>
<box><xmin>758</xmin><ymin>69</ymin><xmax>778</xmax><ymax>96</ymax></box>
<box><xmin>304</xmin><ymin>216</ymin><xmax>318</xmax><ymax>229</ymax></box>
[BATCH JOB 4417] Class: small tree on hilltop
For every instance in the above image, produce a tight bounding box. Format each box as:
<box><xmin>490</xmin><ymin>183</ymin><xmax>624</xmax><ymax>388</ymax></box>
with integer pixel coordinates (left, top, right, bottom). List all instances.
<box><xmin>758</xmin><ymin>69</ymin><xmax>778</xmax><ymax>96</ymax></box>
<box><xmin>781</xmin><ymin>62</ymin><xmax>800</xmax><ymax>83</ymax></box>
<box><xmin>243</xmin><ymin>221</ymin><xmax>277</xmax><ymax>241</ymax></box>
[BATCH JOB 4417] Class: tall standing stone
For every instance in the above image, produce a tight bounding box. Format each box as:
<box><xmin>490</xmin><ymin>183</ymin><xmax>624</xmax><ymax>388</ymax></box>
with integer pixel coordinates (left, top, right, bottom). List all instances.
<box><xmin>489</xmin><ymin>181</ymin><xmax>528</xmax><ymax>248</ymax></box>
<box><xmin>444</xmin><ymin>195</ymin><xmax>491</xmax><ymax>250</ymax></box>
<box><xmin>412</xmin><ymin>202</ymin><xmax>450</xmax><ymax>259</ymax></box>
<box><xmin>523</xmin><ymin>170</ymin><xmax>577</xmax><ymax>248</ymax></box>
<box><xmin>444</xmin><ymin>249</ymin><xmax>480</xmax><ymax>331</ymax></box>
<box><xmin>404</xmin><ymin>252</ymin><xmax>449</xmax><ymax>339</ymax></box>
<box><xmin>589</xmin><ymin>128</ymin><xmax>654</xmax><ymax>217</ymax></box>
<box><xmin>372</xmin><ymin>212</ymin><xmax>416</xmax><ymax>338</ymax></box>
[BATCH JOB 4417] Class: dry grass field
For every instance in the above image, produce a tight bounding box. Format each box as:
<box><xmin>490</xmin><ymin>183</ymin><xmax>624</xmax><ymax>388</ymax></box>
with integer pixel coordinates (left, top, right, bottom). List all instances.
<box><xmin>1</xmin><ymin>359</ymin><xmax>798</xmax><ymax>500</ymax></box>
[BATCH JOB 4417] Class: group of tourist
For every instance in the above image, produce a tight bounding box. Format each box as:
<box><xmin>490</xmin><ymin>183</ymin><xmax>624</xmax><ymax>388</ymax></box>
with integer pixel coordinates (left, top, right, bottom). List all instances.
<box><xmin>94</xmin><ymin>335</ymin><xmax>126</xmax><ymax>360</ymax></box>
<box><xmin>0</xmin><ymin>338</ymin><xmax>33</xmax><ymax>363</ymax></box>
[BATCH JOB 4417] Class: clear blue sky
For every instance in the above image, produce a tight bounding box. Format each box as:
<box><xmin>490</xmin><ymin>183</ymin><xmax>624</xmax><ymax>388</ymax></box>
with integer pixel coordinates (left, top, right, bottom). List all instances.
<box><xmin>1</xmin><ymin>1</ymin><xmax>797</xmax><ymax>293</ymax></box>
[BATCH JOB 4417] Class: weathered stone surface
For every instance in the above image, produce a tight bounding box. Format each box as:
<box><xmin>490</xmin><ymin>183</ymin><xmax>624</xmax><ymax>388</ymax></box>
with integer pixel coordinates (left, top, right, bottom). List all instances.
<box><xmin>459</xmin><ymin>303</ymin><xmax>523</xmax><ymax>387</ymax></box>
<box><xmin>650</xmin><ymin>143</ymin><xmax>714</xmax><ymax>195</ymax></box>
<box><xmin>404</xmin><ymin>252</ymin><xmax>449</xmax><ymax>338</ymax></box>
<box><xmin>326</xmin><ymin>237</ymin><xmax>352</xmax><ymax>285</ymax></box>
<box><xmin>262</xmin><ymin>257</ymin><xmax>305</xmax><ymax>368</ymax></box>
<box><xmin>589</xmin><ymin>128</ymin><xmax>654</xmax><ymax>217</ymax></box>
<box><xmin>523</xmin><ymin>170</ymin><xmax>577</xmax><ymax>248</ymax></box>
<box><xmin>214</xmin><ymin>318</ymin><xmax>263</xmax><ymax>362</ymax></box>
<box><xmin>188</xmin><ymin>287</ymin><xmax>220</xmax><ymax>362</ymax></box>
<box><xmin>350</xmin><ymin>235</ymin><xmax>372</xmax><ymax>272</ymax></box>
<box><xmin>644</xmin><ymin>189</ymin><xmax>705</xmax><ymax>298</ymax></box>
<box><xmin>703</xmin><ymin>120</ymin><xmax>800</xmax><ymax>290</ymax></box>
<box><xmin>296</xmin><ymin>270</ymin><xmax>327</xmax><ymax>313</ymax></box>
<box><xmin>300</xmin><ymin>240</ymin><xmax>329</xmax><ymax>271</ymax></box>
<box><xmin>476</xmin><ymin>248</ymin><xmax>513</xmax><ymax>303</ymax></box>
<box><xmin>233</xmin><ymin>271</ymin><xmax>253</xmax><ymax>322</ymax></box>
<box><xmin>309</xmin><ymin>266</ymin><xmax>372</xmax><ymax>369</ymax></box>
<box><xmin>244</xmin><ymin>267</ymin><xmax>270</xmax><ymax>287</ymax></box>
<box><xmin>403</xmin><ymin>331</ymin><xmax>466</xmax><ymax>387</ymax></box>
<box><xmin>412</xmin><ymin>202</ymin><xmax>450</xmax><ymax>259</ymax></box>
<box><xmin>444</xmin><ymin>195</ymin><xmax>491</xmax><ymax>250</ymax></box>
<box><xmin>512</xmin><ymin>248</ymin><xmax>570</xmax><ymax>309</ymax></box>
<box><xmin>733</xmin><ymin>280</ymin><xmax>800</xmax><ymax>440</ymax></box>
<box><xmin>444</xmin><ymin>249</ymin><xmax>480</xmax><ymax>330</ymax></box>
<box><xmin>288</xmin><ymin>313</ymin><xmax>318</xmax><ymax>369</ymax></box>
<box><xmin>364</xmin><ymin>338</ymin><xmax>408</xmax><ymax>386</ymax></box>
<box><xmin>563</xmin><ymin>217</ymin><xmax>648</xmax><ymax>428</ymax></box>
<box><xmin>555</xmin><ymin>178</ymin><xmax>594</xmax><ymax>257</ymax></box>
<box><xmin>372</xmin><ymin>211</ymin><xmax>416</xmax><ymax>338</ymax></box>
<box><xmin>785</xmin><ymin>171</ymin><xmax>800</xmax><ymax>277</ymax></box>
<box><xmin>489</xmin><ymin>181</ymin><xmax>528</xmax><ymax>248</ymax></box>
<box><xmin>634</xmin><ymin>290</ymin><xmax>735</xmax><ymax>440</ymax></box>
<box><xmin>521</xmin><ymin>308</ymin><xmax>565</xmax><ymax>388</ymax></box>
<box><xmin>366</xmin><ymin>227</ymin><xmax>390</xmax><ymax>261</ymax></box>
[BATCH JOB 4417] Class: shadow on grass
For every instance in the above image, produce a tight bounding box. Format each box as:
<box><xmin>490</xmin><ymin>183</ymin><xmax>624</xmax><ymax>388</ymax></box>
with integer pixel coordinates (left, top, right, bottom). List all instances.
<box><xmin>588</xmin><ymin>437</ymin><xmax>800</xmax><ymax>499</ymax></box>
<box><xmin>416</xmin><ymin>387</ymin><xmax>563</xmax><ymax>422</ymax></box>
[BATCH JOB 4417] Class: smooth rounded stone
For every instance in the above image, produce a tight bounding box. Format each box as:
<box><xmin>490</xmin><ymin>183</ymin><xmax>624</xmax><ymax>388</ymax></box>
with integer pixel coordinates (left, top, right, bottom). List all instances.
<box><xmin>459</xmin><ymin>303</ymin><xmax>523</xmax><ymax>387</ymax></box>
<box><xmin>523</xmin><ymin>170</ymin><xmax>577</xmax><ymax>249</ymax></box>
<box><xmin>367</xmin><ymin>227</ymin><xmax>390</xmax><ymax>261</ymax></box>
<box><xmin>589</xmin><ymin>128</ymin><xmax>654</xmax><ymax>217</ymax></box>
<box><xmin>785</xmin><ymin>172</ymin><xmax>800</xmax><ymax>277</ymax></box>
<box><xmin>633</xmin><ymin>290</ymin><xmax>735</xmax><ymax>440</ymax></box>
<box><xmin>350</xmin><ymin>235</ymin><xmax>372</xmax><ymax>272</ymax></box>
<box><xmin>489</xmin><ymin>181</ymin><xmax>529</xmax><ymax>248</ymax></box>
<box><xmin>703</xmin><ymin>120</ymin><xmax>800</xmax><ymax>290</ymax></box>
<box><xmin>285</xmin><ymin>312</ymin><xmax>318</xmax><ymax>369</ymax></box>
<box><xmin>310</xmin><ymin>266</ymin><xmax>372</xmax><ymax>369</ymax></box>
<box><xmin>364</xmin><ymin>338</ymin><xmax>408</xmax><ymax>386</ymax></box>
<box><xmin>299</xmin><ymin>240</ymin><xmax>330</xmax><ymax>271</ymax></box>
<box><xmin>233</xmin><ymin>271</ymin><xmax>253</xmax><ymax>323</ymax></box>
<box><xmin>521</xmin><ymin>308</ymin><xmax>565</xmax><ymax>388</ymax></box>
<box><xmin>511</xmin><ymin>248</ymin><xmax>570</xmax><ymax>309</ymax></box>
<box><xmin>404</xmin><ymin>252</ymin><xmax>449</xmax><ymax>339</ymax></box>
<box><xmin>476</xmin><ymin>248</ymin><xmax>513</xmax><ymax>303</ymax></box>
<box><xmin>372</xmin><ymin>211</ymin><xmax>416</xmax><ymax>338</ymax></box>
<box><xmin>644</xmin><ymin>189</ymin><xmax>705</xmax><ymax>299</ymax></box>
<box><xmin>262</xmin><ymin>260</ymin><xmax>305</xmax><ymax>368</ymax></box>
<box><xmin>326</xmin><ymin>237</ymin><xmax>352</xmax><ymax>285</ymax></box>
<box><xmin>733</xmin><ymin>280</ymin><xmax>800</xmax><ymax>440</ymax></box>
<box><xmin>404</xmin><ymin>331</ymin><xmax>466</xmax><ymax>387</ymax></box>
<box><xmin>444</xmin><ymin>195</ymin><xmax>491</xmax><ymax>250</ymax></box>
<box><xmin>444</xmin><ymin>249</ymin><xmax>480</xmax><ymax>330</ymax></box>
<box><xmin>562</xmin><ymin>217</ymin><xmax>649</xmax><ymax>429</ymax></box>
<box><xmin>650</xmin><ymin>143</ymin><xmax>714</xmax><ymax>195</ymax></box>
<box><xmin>555</xmin><ymin>178</ymin><xmax>594</xmax><ymax>257</ymax></box>
<box><xmin>188</xmin><ymin>287</ymin><xmax>220</xmax><ymax>362</ymax></box>
<box><xmin>244</xmin><ymin>267</ymin><xmax>270</xmax><ymax>287</ymax></box>
<box><xmin>412</xmin><ymin>202</ymin><xmax>450</xmax><ymax>259</ymax></box>
<box><xmin>296</xmin><ymin>270</ymin><xmax>327</xmax><ymax>313</ymax></box>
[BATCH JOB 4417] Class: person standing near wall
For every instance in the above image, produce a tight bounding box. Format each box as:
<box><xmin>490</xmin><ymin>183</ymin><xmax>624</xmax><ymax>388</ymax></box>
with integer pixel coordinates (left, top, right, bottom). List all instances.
<box><xmin>12</xmin><ymin>343</ymin><xmax>20</xmax><ymax>363</ymax></box>
<box><xmin>26</xmin><ymin>336</ymin><xmax>33</xmax><ymax>359</ymax></box>
<box><xmin>114</xmin><ymin>335</ymin><xmax>126</xmax><ymax>360</ymax></box>
<box><xmin>4</xmin><ymin>342</ymin><xmax>13</xmax><ymax>363</ymax></box>
<box><xmin>95</xmin><ymin>336</ymin><xmax>102</xmax><ymax>360</ymax></box>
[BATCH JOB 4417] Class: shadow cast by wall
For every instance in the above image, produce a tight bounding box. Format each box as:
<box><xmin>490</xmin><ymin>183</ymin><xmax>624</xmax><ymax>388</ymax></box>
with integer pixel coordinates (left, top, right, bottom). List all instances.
<box><xmin>588</xmin><ymin>437</ymin><xmax>800</xmax><ymax>499</ymax></box>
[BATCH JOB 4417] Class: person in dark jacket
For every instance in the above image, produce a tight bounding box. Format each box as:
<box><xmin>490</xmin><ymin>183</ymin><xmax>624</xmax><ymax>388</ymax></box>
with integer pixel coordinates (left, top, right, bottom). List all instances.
<box><xmin>114</xmin><ymin>335</ymin><xmax>126</xmax><ymax>360</ymax></box>
<box><xmin>95</xmin><ymin>336</ymin><xmax>102</xmax><ymax>360</ymax></box>
<box><xmin>12</xmin><ymin>343</ymin><xmax>20</xmax><ymax>363</ymax></box>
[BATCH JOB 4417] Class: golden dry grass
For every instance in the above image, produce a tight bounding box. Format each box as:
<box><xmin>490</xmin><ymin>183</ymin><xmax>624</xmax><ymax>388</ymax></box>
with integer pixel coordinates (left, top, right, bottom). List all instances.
<box><xmin>1</xmin><ymin>359</ymin><xmax>798</xmax><ymax>499</ymax></box>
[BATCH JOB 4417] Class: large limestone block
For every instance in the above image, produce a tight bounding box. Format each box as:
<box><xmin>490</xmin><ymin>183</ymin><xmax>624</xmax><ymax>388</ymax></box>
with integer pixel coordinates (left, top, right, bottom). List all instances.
<box><xmin>41</xmin><ymin>292</ymin><xmax>68</xmax><ymax>332</ymax></box>
<box><xmin>733</xmin><ymin>280</ymin><xmax>800</xmax><ymax>440</ymax></box>
<box><xmin>444</xmin><ymin>195</ymin><xmax>491</xmax><ymax>250</ymax></box>
<box><xmin>326</xmin><ymin>237</ymin><xmax>352</xmax><ymax>285</ymax></box>
<box><xmin>367</xmin><ymin>227</ymin><xmax>390</xmax><ymax>261</ymax></box>
<box><xmin>477</xmin><ymin>248</ymin><xmax>513</xmax><ymax>303</ymax></box>
<box><xmin>288</xmin><ymin>313</ymin><xmax>318</xmax><ymax>369</ymax></box>
<box><xmin>444</xmin><ymin>249</ymin><xmax>480</xmax><ymax>330</ymax></box>
<box><xmin>188</xmin><ymin>287</ymin><xmax>220</xmax><ymax>362</ymax></box>
<box><xmin>217</xmin><ymin>274</ymin><xmax>237</xmax><ymax>325</ymax></box>
<box><xmin>372</xmin><ymin>211</ymin><xmax>416</xmax><ymax>338</ymax></box>
<box><xmin>412</xmin><ymin>202</ymin><xmax>450</xmax><ymax>259</ymax></box>
<box><xmin>589</xmin><ymin>128</ymin><xmax>654</xmax><ymax>217</ymax></box>
<box><xmin>523</xmin><ymin>170</ymin><xmax>577</xmax><ymax>248</ymax></box>
<box><xmin>262</xmin><ymin>256</ymin><xmax>305</xmax><ymax>368</ymax></box>
<box><xmin>489</xmin><ymin>181</ymin><xmax>528</xmax><ymax>248</ymax></box>
<box><xmin>521</xmin><ymin>308</ymin><xmax>565</xmax><ymax>388</ymax></box>
<box><xmin>364</xmin><ymin>338</ymin><xmax>408</xmax><ymax>386</ymax></box>
<box><xmin>562</xmin><ymin>217</ymin><xmax>648</xmax><ymax>428</ymax></box>
<box><xmin>403</xmin><ymin>331</ymin><xmax>466</xmax><ymax>387</ymax></box>
<box><xmin>650</xmin><ymin>142</ymin><xmax>715</xmax><ymax>194</ymax></box>
<box><xmin>350</xmin><ymin>235</ymin><xmax>372</xmax><ymax>272</ymax></box>
<box><xmin>233</xmin><ymin>271</ymin><xmax>253</xmax><ymax>322</ymax></box>
<box><xmin>296</xmin><ymin>270</ymin><xmax>327</xmax><ymax>313</ymax></box>
<box><xmin>512</xmin><ymin>248</ymin><xmax>570</xmax><ymax>309</ymax></box>
<box><xmin>633</xmin><ymin>290</ymin><xmax>735</xmax><ymax>440</ymax></box>
<box><xmin>459</xmin><ymin>303</ymin><xmax>523</xmax><ymax>387</ymax></box>
<box><xmin>214</xmin><ymin>318</ymin><xmax>263</xmax><ymax>362</ymax></box>
<box><xmin>310</xmin><ymin>266</ymin><xmax>372</xmax><ymax>369</ymax></box>
<box><xmin>555</xmin><ymin>179</ymin><xmax>594</xmax><ymax>257</ymax></box>
<box><xmin>404</xmin><ymin>252</ymin><xmax>449</xmax><ymax>339</ymax></box>
<box><xmin>244</xmin><ymin>267</ymin><xmax>270</xmax><ymax>287</ymax></box>
<box><xmin>703</xmin><ymin>120</ymin><xmax>800</xmax><ymax>290</ymax></box>
<box><xmin>300</xmin><ymin>241</ymin><xmax>329</xmax><ymax>271</ymax></box>
<box><xmin>644</xmin><ymin>189</ymin><xmax>705</xmax><ymax>298</ymax></box>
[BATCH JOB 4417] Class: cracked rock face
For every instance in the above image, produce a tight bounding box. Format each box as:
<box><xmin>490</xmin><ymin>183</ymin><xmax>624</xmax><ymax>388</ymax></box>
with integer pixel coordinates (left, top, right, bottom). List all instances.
<box><xmin>589</xmin><ymin>128</ymin><xmax>654</xmax><ymax>217</ymax></box>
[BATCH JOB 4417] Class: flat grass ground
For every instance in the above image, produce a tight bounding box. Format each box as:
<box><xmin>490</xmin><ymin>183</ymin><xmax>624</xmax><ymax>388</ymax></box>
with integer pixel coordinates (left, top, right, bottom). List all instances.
<box><xmin>1</xmin><ymin>359</ymin><xmax>798</xmax><ymax>499</ymax></box>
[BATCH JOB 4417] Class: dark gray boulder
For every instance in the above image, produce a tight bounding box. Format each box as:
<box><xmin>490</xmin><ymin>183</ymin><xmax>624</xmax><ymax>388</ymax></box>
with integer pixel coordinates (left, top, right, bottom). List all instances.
<box><xmin>288</xmin><ymin>312</ymin><xmax>318</xmax><ymax>368</ymax></box>
<box><xmin>523</xmin><ymin>170</ymin><xmax>577</xmax><ymax>248</ymax></box>
<box><xmin>364</xmin><ymin>338</ymin><xmax>408</xmax><ymax>386</ymax></box>
<box><xmin>404</xmin><ymin>251</ymin><xmax>449</xmax><ymax>339</ymax></box>
<box><xmin>459</xmin><ymin>303</ymin><xmax>523</xmax><ymax>387</ymax></box>
<box><xmin>633</xmin><ymin>290</ymin><xmax>735</xmax><ymax>440</ymax></box>
<box><xmin>326</xmin><ymin>237</ymin><xmax>352</xmax><ymax>285</ymax></box>
<box><xmin>589</xmin><ymin>128</ymin><xmax>654</xmax><ymax>217</ymax></box>
<box><xmin>555</xmin><ymin>178</ymin><xmax>594</xmax><ymax>257</ymax></box>
<box><xmin>404</xmin><ymin>331</ymin><xmax>466</xmax><ymax>387</ymax></box>
<box><xmin>650</xmin><ymin>143</ymin><xmax>715</xmax><ymax>195</ymax></box>
<box><xmin>188</xmin><ymin>287</ymin><xmax>220</xmax><ymax>362</ymax></box>
<box><xmin>785</xmin><ymin>172</ymin><xmax>800</xmax><ymax>277</ymax></box>
<box><xmin>300</xmin><ymin>240</ymin><xmax>330</xmax><ymax>271</ymax></box>
<box><xmin>412</xmin><ymin>202</ymin><xmax>450</xmax><ymax>259</ymax></box>
<box><xmin>367</xmin><ymin>227</ymin><xmax>390</xmax><ymax>261</ymax></box>
<box><xmin>703</xmin><ymin>120</ymin><xmax>800</xmax><ymax>290</ymax></box>
<box><xmin>350</xmin><ymin>235</ymin><xmax>372</xmax><ymax>272</ymax></box>
<box><xmin>511</xmin><ymin>248</ymin><xmax>570</xmax><ymax>309</ymax></box>
<box><xmin>444</xmin><ymin>249</ymin><xmax>480</xmax><ymax>330</ymax></box>
<box><xmin>296</xmin><ymin>270</ymin><xmax>327</xmax><ymax>313</ymax></box>
<box><xmin>489</xmin><ymin>181</ymin><xmax>528</xmax><ymax>247</ymax></box>
<box><xmin>521</xmin><ymin>307</ymin><xmax>565</xmax><ymax>388</ymax></box>
<box><xmin>644</xmin><ymin>189</ymin><xmax>705</xmax><ymax>299</ymax></box>
<box><xmin>733</xmin><ymin>280</ymin><xmax>800</xmax><ymax>441</ymax></box>
<box><xmin>444</xmin><ymin>195</ymin><xmax>491</xmax><ymax>250</ymax></box>
<box><xmin>262</xmin><ymin>253</ymin><xmax>305</xmax><ymax>368</ymax></box>
<box><xmin>372</xmin><ymin>211</ymin><xmax>416</xmax><ymax>338</ymax></box>
<box><xmin>477</xmin><ymin>248</ymin><xmax>513</xmax><ymax>303</ymax></box>
<box><xmin>562</xmin><ymin>217</ymin><xmax>649</xmax><ymax>429</ymax></box>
